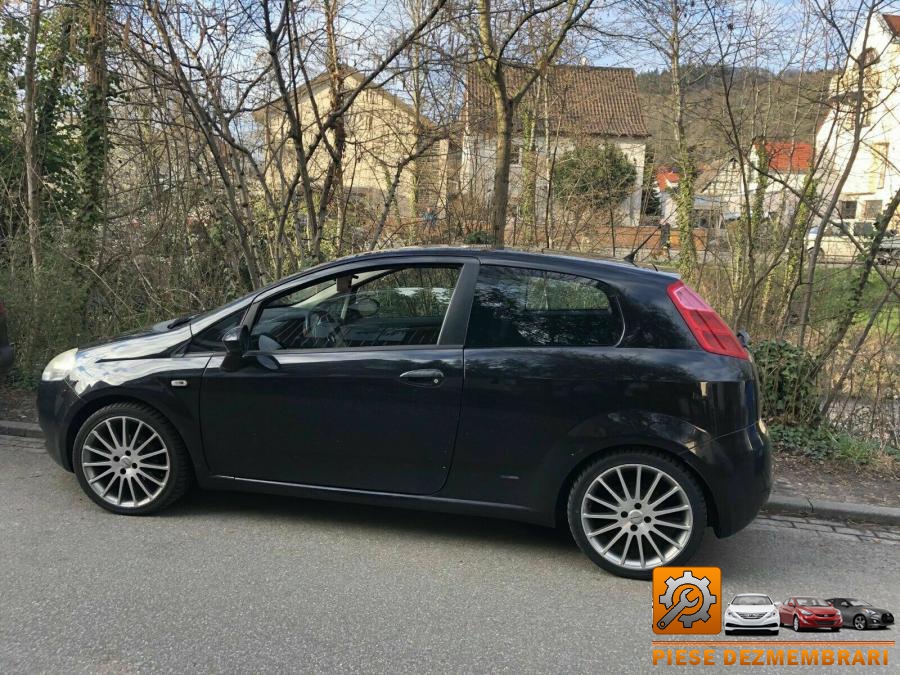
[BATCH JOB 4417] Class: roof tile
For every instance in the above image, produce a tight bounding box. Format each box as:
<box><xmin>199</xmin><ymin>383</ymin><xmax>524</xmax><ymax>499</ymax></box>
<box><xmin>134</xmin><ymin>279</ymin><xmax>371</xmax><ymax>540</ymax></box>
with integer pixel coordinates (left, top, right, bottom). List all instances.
<box><xmin>466</xmin><ymin>64</ymin><xmax>649</xmax><ymax>138</ymax></box>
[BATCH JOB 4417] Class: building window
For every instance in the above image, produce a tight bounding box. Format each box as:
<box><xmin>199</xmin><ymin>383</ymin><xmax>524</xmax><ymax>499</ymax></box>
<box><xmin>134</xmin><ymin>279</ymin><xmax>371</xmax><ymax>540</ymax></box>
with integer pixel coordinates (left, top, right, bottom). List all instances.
<box><xmin>511</xmin><ymin>142</ymin><xmax>523</xmax><ymax>167</ymax></box>
<box><xmin>863</xmin><ymin>199</ymin><xmax>883</xmax><ymax>220</ymax></box>
<box><xmin>839</xmin><ymin>200</ymin><xmax>858</xmax><ymax>220</ymax></box>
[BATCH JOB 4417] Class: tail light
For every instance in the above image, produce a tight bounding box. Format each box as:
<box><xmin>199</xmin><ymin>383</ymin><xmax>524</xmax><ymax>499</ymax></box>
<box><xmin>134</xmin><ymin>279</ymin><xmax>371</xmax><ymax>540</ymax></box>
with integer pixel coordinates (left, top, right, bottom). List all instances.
<box><xmin>667</xmin><ymin>281</ymin><xmax>748</xmax><ymax>360</ymax></box>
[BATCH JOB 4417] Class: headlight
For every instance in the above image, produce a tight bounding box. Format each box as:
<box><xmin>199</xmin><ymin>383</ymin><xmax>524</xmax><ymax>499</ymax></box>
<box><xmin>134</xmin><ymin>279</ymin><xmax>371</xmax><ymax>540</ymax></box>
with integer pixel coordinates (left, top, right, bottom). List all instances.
<box><xmin>725</xmin><ymin>610</ymin><xmax>735</xmax><ymax>618</ymax></box>
<box><xmin>41</xmin><ymin>348</ymin><xmax>77</xmax><ymax>381</ymax></box>
<box><xmin>765</xmin><ymin>609</ymin><xmax>776</xmax><ymax>618</ymax></box>
<box><xmin>864</xmin><ymin>609</ymin><xmax>878</xmax><ymax>615</ymax></box>
<box><xmin>799</xmin><ymin>610</ymin><xmax>813</xmax><ymax>616</ymax></box>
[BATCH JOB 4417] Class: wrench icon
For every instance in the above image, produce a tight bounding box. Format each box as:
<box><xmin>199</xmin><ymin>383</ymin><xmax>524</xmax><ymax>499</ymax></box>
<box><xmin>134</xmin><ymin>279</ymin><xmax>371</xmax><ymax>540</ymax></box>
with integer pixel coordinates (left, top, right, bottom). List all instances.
<box><xmin>657</xmin><ymin>589</ymin><xmax>699</xmax><ymax>629</ymax></box>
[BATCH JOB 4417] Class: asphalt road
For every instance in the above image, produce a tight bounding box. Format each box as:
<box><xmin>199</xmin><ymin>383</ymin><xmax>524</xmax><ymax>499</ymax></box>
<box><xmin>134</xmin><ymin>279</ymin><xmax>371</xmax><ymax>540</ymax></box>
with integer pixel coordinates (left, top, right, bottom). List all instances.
<box><xmin>1</xmin><ymin>434</ymin><xmax>897</xmax><ymax>673</ymax></box>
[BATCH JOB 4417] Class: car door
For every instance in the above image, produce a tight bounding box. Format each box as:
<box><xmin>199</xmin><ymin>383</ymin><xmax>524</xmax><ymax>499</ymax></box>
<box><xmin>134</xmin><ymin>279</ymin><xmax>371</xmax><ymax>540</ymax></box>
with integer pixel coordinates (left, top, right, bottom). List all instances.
<box><xmin>445</xmin><ymin>262</ymin><xmax>626</xmax><ymax>505</ymax></box>
<box><xmin>199</xmin><ymin>257</ymin><xmax>477</xmax><ymax>494</ymax></box>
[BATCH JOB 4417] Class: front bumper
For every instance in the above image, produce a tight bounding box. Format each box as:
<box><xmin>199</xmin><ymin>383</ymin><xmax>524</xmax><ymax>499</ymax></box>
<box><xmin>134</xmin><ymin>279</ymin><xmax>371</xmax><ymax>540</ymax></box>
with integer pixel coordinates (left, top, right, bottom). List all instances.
<box><xmin>725</xmin><ymin>614</ymin><xmax>779</xmax><ymax>630</ymax></box>
<box><xmin>37</xmin><ymin>378</ymin><xmax>81</xmax><ymax>471</ymax></box>
<box><xmin>862</xmin><ymin>612</ymin><xmax>893</xmax><ymax>628</ymax></box>
<box><xmin>796</xmin><ymin>613</ymin><xmax>842</xmax><ymax>629</ymax></box>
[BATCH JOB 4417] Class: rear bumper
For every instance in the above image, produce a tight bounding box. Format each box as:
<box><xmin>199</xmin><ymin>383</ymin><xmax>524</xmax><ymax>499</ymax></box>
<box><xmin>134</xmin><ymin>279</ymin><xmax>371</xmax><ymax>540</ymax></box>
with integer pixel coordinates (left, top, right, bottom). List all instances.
<box><xmin>704</xmin><ymin>419</ymin><xmax>772</xmax><ymax>538</ymax></box>
<box><xmin>0</xmin><ymin>344</ymin><xmax>13</xmax><ymax>373</ymax></box>
<box><xmin>37</xmin><ymin>378</ymin><xmax>81</xmax><ymax>471</ymax></box>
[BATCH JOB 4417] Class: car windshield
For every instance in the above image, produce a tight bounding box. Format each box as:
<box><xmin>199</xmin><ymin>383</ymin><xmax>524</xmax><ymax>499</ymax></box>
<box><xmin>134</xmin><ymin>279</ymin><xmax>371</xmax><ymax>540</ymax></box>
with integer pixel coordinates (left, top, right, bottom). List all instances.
<box><xmin>733</xmin><ymin>595</ymin><xmax>771</xmax><ymax>606</ymax></box>
<box><xmin>796</xmin><ymin>598</ymin><xmax>829</xmax><ymax>607</ymax></box>
<box><xmin>848</xmin><ymin>600</ymin><xmax>871</xmax><ymax>607</ymax></box>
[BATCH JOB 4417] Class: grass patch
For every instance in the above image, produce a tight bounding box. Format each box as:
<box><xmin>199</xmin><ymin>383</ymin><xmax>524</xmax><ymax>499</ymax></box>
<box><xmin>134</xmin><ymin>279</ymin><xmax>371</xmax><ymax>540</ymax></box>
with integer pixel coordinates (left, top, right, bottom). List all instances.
<box><xmin>769</xmin><ymin>422</ymin><xmax>898</xmax><ymax>466</ymax></box>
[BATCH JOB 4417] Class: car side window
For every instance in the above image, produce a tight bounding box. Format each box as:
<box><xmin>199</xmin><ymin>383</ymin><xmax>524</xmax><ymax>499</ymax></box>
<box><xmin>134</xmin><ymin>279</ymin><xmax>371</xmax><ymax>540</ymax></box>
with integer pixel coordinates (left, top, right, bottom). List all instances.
<box><xmin>466</xmin><ymin>265</ymin><xmax>623</xmax><ymax>348</ymax></box>
<box><xmin>187</xmin><ymin>309</ymin><xmax>245</xmax><ymax>353</ymax></box>
<box><xmin>250</xmin><ymin>264</ymin><xmax>462</xmax><ymax>351</ymax></box>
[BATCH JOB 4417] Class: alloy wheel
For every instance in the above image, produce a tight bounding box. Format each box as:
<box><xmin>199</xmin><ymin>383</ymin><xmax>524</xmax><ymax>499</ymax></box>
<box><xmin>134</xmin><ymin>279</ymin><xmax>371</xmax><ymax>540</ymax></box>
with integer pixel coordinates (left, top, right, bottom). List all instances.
<box><xmin>854</xmin><ymin>616</ymin><xmax>867</xmax><ymax>631</ymax></box>
<box><xmin>80</xmin><ymin>415</ymin><xmax>171</xmax><ymax>508</ymax></box>
<box><xmin>793</xmin><ymin>616</ymin><xmax>800</xmax><ymax>632</ymax></box>
<box><xmin>579</xmin><ymin>463</ymin><xmax>693</xmax><ymax>571</ymax></box>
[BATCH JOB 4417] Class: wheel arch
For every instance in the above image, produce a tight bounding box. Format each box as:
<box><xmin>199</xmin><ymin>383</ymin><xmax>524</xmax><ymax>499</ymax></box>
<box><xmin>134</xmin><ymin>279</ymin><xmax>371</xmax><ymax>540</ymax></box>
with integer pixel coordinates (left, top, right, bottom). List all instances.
<box><xmin>552</xmin><ymin>442</ymin><xmax>720</xmax><ymax>533</ymax></box>
<box><xmin>65</xmin><ymin>394</ymin><xmax>196</xmax><ymax>473</ymax></box>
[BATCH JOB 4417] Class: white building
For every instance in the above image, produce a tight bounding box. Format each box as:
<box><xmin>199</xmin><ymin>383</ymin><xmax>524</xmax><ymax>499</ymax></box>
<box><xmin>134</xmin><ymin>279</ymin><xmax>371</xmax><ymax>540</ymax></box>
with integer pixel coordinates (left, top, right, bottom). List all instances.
<box><xmin>816</xmin><ymin>13</ymin><xmax>900</xmax><ymax>234</ymax></box>
<box><xmin>656</xmin><ymin>140</ymin><xmax>813</xmax><ymax>230</ymax></box>
<box><xmin>460</xmin><ymin>65</ymin><xmax>649</xmax><ymax>227</ymax></box>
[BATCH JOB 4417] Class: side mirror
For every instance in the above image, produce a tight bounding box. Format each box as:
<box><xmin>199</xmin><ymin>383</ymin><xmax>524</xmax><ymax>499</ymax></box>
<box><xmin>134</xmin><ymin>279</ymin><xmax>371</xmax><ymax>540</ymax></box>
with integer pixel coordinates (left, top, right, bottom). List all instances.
<box><xmin>223</xmin><ymin>325</ymin><xmax>249</xmax><ymax>356</ymax></box>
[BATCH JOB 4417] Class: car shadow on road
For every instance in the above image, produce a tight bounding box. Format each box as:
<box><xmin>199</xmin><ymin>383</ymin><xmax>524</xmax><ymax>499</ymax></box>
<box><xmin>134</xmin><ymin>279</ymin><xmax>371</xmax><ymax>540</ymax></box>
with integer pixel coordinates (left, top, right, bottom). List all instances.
<box><xmin>164</xmin><ymin>487</ymin><xmax>580</xmax><ymax>555</ymax></box>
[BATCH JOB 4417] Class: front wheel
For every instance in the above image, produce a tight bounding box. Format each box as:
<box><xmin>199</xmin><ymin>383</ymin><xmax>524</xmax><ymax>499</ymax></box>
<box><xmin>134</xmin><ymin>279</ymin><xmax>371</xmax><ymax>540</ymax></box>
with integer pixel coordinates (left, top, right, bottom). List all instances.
<box><xmin>73</xmin><ymin>402</ymin><xmax>192</xmax><ymax>515</ymax></box>
<box><xmin>793</xmin><ymin>616</ymin><xmax>802</xmax><ymax>632</ymax></box>
<box><xmin>853</xmin><ymin>615</ymin><xmax>868</xmax><ymax>631</ymax></box>
<box><xmin>567</xmin><ymin>449</ymin><xmax>707</xmax><ymax>579</ymax></box>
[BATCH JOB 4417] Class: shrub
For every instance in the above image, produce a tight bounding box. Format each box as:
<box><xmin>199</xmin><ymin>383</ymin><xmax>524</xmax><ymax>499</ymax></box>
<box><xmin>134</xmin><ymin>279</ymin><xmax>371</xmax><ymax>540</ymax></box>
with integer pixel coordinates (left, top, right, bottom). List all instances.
<box><xmin>751</xmin><ymin>340</ymin><xmax>820</xmax><ymax>425</ymax></box>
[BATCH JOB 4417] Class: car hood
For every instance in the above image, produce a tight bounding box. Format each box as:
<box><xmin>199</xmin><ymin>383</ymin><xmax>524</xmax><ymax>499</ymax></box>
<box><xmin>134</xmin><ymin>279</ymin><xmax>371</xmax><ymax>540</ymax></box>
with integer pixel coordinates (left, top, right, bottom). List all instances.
<box><xmin>75</xmin><ymin>321</ymin><xmax>193</xmax><ymax>363</ymax></box>
<box><xmin>730</xmin><ymin>604</ymin><xmax>777</xmax><ymax>614</ymax></box>
<box><xmin>852</xmin><ymin>606</ymin><xmax>891</xmax><ymax>614</ymax></box>
<box><xmin>797</xmin><ymin>606</ymin><xmax>839</xmax><ymax>616</ymax></box>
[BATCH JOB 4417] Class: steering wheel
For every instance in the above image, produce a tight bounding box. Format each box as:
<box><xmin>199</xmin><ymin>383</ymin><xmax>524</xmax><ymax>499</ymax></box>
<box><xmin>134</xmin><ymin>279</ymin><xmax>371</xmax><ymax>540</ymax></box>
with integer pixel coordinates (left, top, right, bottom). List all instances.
<box><xmin>307</xmin><ymin>308</ymin><xmax>345</xmax><ymax>347</ymax></box>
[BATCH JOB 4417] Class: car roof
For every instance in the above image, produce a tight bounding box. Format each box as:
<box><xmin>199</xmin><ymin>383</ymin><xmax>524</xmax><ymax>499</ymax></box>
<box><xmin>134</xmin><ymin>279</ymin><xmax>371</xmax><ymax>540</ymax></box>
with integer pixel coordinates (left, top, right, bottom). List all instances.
<box><xmin>285</xmin><ymin>246</ymin><xmax>677</xmax><ymax>285</ymax></box>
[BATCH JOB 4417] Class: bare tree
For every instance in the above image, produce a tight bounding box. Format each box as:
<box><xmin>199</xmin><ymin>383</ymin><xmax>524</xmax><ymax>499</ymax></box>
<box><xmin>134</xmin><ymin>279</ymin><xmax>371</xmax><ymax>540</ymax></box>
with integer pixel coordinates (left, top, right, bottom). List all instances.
<box><xmin>469</xmin><ymin>0</ymin><xmax>595</xmax><ymax>247</ymax></box>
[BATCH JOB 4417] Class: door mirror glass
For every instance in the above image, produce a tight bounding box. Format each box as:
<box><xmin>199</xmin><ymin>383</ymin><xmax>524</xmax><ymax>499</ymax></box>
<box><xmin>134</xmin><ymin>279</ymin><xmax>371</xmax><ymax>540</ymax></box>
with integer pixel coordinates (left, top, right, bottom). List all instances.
<box><xmin>223</xmin><ymin>325</ymin><xmax>249</xmax><ymax>355</ymax></box>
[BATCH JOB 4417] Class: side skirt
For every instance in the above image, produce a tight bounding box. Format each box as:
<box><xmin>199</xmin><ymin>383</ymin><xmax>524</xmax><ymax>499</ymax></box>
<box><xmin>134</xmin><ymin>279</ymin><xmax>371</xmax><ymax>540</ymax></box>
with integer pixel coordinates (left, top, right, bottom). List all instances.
<box><xmin>199</xmin><ymin>474</ymin><xmax>552</xmax><ymax>526</ymax></box>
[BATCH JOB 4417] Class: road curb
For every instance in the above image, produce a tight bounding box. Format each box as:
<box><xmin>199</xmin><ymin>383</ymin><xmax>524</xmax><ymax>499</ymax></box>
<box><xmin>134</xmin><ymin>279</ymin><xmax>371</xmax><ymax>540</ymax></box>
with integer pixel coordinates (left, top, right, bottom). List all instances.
<box><xmin>0</xmin><ymin>420</ymin><xmax>42</xmax><ymax>439</ymax></box>
<box><xmin>764</xmin><ymin>492</ymin><xmax>900</xmax><ymax>526</ymax></box>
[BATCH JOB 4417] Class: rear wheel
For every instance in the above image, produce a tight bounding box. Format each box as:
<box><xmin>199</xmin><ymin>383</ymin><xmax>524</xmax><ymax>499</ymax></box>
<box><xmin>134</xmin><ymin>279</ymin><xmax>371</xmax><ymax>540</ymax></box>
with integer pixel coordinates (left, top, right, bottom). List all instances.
<box><xmin>73</xmin><ymin>402</ymin><xmax>191</xmax><ymax>515</ymax></box>
<box><xmin>567</xmin><ymin>450</ymin><xmax>707</xmax><ymax>579</ymax></box>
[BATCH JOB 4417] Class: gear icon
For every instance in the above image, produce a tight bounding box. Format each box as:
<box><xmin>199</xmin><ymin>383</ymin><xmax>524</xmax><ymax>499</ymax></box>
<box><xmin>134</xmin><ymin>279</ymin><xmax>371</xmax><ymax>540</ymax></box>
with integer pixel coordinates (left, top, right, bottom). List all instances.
<box><xmin>658</xmin><ymin>570</ymin><xmax>717</xmax><ymax>628</ymax></box>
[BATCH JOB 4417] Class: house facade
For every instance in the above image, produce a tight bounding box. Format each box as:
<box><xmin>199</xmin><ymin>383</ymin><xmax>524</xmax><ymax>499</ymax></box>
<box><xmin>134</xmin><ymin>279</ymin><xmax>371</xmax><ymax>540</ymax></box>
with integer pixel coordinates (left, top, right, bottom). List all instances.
<box><xmin>657</xmin><ymin>141</ymin><xmax>813</xmax><ymax>231</ymax></box>
<box><xmin>460</xmin><ymin>65</ymin><xmax>649</xmax><ymax>227</ymax></box>
<box><xmin>815</xmin><ymin>13</ymin><xmax>900</xmax><ymax>233</ymax></box>
<box><xmin>256</xmin><ymin>70</ymin><xmax>456</xmax><ymax>221</ymax></box>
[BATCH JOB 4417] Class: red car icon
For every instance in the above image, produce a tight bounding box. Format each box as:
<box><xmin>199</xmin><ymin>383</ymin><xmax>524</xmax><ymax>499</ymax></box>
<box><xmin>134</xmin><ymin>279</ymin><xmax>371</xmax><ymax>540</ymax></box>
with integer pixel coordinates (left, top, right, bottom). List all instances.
<box><xmin>778</xmin><ymin>597</ymin><xmax>843</xmax><ymax>631</ymax></box>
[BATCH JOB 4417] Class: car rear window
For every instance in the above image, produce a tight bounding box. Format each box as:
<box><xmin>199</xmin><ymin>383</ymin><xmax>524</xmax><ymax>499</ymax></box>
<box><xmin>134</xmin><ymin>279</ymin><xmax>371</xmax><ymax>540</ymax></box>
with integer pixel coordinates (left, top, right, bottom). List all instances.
<box><xmin>466</xmin><ymin>265</ymin><xmax>623</xmax><ymax>348</ymax></box>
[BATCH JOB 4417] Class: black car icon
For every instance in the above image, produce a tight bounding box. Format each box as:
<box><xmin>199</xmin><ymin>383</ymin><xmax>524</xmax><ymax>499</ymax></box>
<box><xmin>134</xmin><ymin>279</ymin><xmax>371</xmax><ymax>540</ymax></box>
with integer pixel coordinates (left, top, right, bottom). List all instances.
<box><xmin>826</xmin><ymin>598</ymin><xmax>894</xmax><ymax>631</ymax></box>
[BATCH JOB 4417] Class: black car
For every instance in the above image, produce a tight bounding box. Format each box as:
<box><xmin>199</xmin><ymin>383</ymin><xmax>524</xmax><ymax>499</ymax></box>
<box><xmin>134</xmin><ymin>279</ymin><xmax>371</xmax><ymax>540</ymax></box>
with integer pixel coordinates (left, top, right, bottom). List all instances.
<box><xmin>826</xmin><ymin>598</ymin><xmax>895</xmax><ymax>631</ymax></box>
<box><xmin>0</xmin><ymin>300</ymin><xmax>14</xmax><ymax>374</ymax></box>
<box><xmin>37</xmin><ymin>248</ymin><xmax>771</xmax><ymax>578</ymax></box>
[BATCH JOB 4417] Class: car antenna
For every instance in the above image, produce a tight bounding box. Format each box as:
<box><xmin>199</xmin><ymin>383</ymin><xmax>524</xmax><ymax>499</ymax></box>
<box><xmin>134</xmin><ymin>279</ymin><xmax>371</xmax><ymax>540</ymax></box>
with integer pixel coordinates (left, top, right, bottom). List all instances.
<box><xmin>623</xmin><ymin>222</ymin><xmax>665</xmax><ymax>266</ymax></box>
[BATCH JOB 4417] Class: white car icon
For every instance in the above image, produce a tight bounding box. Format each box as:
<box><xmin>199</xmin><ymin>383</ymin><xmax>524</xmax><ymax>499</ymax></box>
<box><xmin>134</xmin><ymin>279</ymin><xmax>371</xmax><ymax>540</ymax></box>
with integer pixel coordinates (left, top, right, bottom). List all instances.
<box><xmin>724</xmin><ymin>594</ymin><xmax>780</xmax><ymax>635</ymax></box>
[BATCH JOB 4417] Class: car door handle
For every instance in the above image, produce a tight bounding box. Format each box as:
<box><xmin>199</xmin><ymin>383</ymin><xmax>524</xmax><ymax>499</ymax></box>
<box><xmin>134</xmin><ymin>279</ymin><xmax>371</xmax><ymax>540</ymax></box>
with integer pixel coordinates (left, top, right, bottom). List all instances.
<box><xmin>399</xmin><ymin>369</ymin><xmax>445</xmax><ymax>387</ymax></box>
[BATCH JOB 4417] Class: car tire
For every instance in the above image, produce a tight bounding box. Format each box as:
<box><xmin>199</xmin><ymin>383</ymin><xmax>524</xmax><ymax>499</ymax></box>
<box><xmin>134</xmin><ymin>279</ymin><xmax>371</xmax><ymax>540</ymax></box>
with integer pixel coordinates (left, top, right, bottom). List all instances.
<box><xmin>567</xmin><ymin>449</ymin><xmax>707</xmax><ymax>580</ymax></box>
<box><xmin>73</xmin><ymin>402</ymin><xmax>192</xmax><ymax>515</ymax></box>
<box><xmin>853</xmin><ymin>615</ymin><xmax>868</xmax><ymax>631</ymax></box>
<box><xmin>793</xmin><ymin>616</ymin><xmax>801</xmax><ymax>632</ymax></box>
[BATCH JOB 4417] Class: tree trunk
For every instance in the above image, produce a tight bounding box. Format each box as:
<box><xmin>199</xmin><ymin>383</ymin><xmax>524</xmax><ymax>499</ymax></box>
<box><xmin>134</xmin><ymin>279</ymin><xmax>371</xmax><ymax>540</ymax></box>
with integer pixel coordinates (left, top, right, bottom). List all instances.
<box><xmin>670</xmin><ymin>11</ymin><xmax>696</xmax><ymax>280</ymax></box>
<box><xmin>23</xmin><ymin>0</ymin><xmax>42</xmax><ymax>274</ymax></box>
<box><xmin>491</xmin><ymin>97</ymin><xmax>514</xmax><ymax>248</ymax></box>
<box><xmin>80</xmin><ymin>0</ymin><xmax>110</xmax><ymax>267</ymax></box>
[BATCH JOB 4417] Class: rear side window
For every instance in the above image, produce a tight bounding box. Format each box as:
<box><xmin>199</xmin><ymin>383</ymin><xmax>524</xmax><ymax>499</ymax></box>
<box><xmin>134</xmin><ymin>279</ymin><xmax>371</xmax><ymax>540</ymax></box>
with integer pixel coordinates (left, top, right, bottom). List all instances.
<box><xmin>467</xmin><ymin>265</ymin><xmax>622</xmax><ymax>347</ymax></box>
